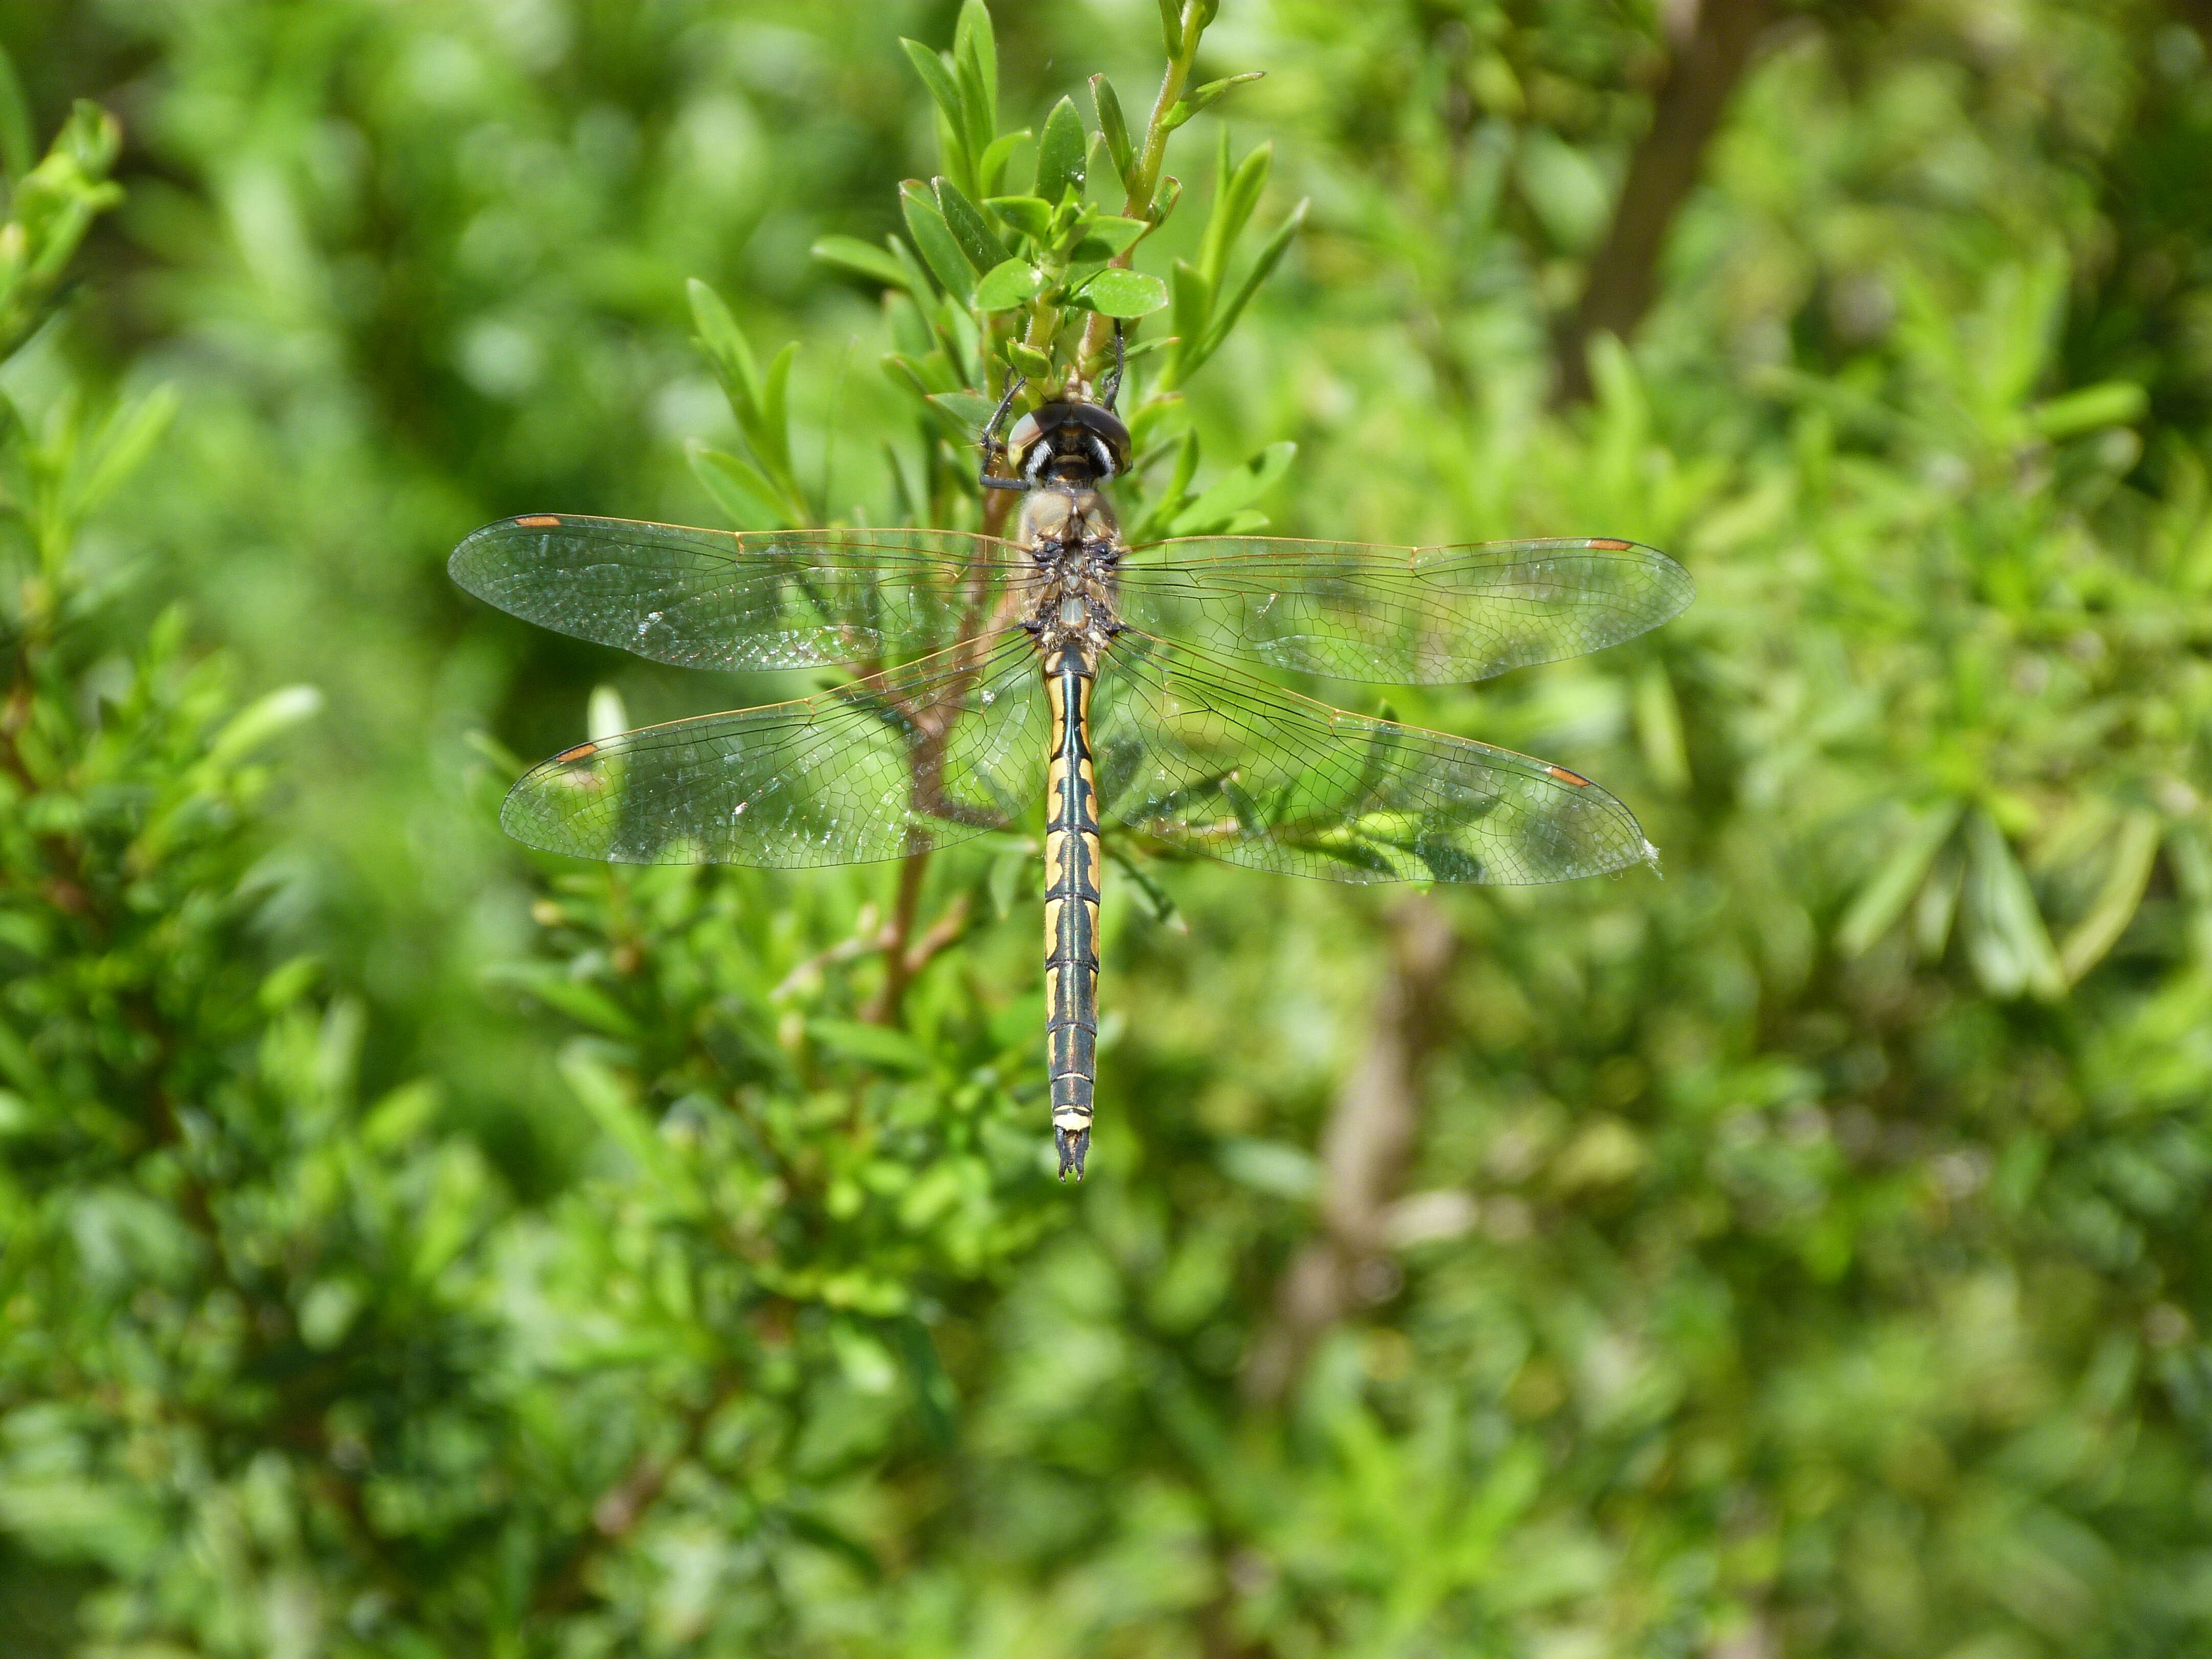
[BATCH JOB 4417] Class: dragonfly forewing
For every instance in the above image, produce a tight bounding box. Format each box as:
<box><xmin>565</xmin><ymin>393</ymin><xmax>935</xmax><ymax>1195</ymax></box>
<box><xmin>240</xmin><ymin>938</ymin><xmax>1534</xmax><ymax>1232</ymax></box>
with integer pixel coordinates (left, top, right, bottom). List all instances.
<box><xmin>1089</xmin><ymin>630</ymin><xmax>1656</xmax><ymax>884</ymax></box>
<box><xmin>1114</xmin><ymin>536</ymin><xmax>1692</xmax><ymax>686</ymax></box>
<box><xmin>502</xmin><ymin>632</ymin><xmax>1045</xmax><ymax>865</ymax></box>
<box><xmin>451</xmin><ymin>517</ymin><xmax>1034</xmax><ymax>672</ymax></box>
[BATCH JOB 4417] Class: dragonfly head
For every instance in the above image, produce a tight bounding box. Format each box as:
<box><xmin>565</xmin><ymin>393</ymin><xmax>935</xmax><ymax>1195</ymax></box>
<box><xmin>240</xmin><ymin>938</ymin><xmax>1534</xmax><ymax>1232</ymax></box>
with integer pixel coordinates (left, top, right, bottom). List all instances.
<box><xmin>1007</xmin><ymin>400</ymin><xmax>1130</xmax><ymax>488</ymax></box>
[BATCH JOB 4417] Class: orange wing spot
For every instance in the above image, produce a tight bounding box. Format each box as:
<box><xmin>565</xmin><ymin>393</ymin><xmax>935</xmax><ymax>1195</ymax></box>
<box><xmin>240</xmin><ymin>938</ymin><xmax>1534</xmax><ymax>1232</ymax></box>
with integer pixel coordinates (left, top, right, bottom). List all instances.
<box><xmin>1547</xmin><ymin>765</ymin><xmax>1591</xmax><ymax>786</ymax></box>
<box><xmin>515</xmin><ymin>515</ymin><xmax>562</xmax><ymax>528</ymax></box>
<box><xmin>554</xmin><ymin>742</ymin><xmax>599</xmax><ymax>764</ymax></box>
<box><xmin>1589</xmin><ymin>538</ymin><xmax>1631</xmax><ymax>550</ymax></box>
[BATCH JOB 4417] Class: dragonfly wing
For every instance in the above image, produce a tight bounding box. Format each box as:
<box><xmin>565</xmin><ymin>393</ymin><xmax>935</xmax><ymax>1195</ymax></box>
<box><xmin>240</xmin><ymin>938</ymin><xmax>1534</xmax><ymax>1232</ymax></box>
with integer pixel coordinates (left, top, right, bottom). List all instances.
<box><xmin>1089</xmin><ymin>631</ymin><xmax>1655</xmax><ymax>885</ymax></box>
<box><xmin>503</xmin><ymin>633</ymin><xmax>1045</xmax><ymax>865</ymax></box>
<box><xmin>1114</xmin><ymin>536</ymin><xmax>1692</xmax><ymax>685</ymax></box>
<box><xmin>451</xmin><ymin>516</ymin><xmax>1032</xmax><ymax>671</ymax></box>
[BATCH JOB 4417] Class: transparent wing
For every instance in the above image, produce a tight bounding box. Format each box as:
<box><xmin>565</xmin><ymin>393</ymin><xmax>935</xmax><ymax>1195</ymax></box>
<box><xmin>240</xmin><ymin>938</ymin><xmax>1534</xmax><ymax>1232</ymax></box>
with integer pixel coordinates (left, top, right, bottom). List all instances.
<box><xmin>1089</xmin><ymin>631</ymin><xmax>1655</xmax><ymax>885</ymax></box>
<box><xmin>451</xmin><ymin>516</ymin><xmax>1033</xmax><ymax>671</ymax></box>
<box><xmin>1114</xmin><ymin>536</ymin><xmax>1692</xmax><ymax>685</ymax></box>
<box><xmin>502</xmin><ymin>634</ymin><xmax>1044</xmax><ymax>865</ymax></box>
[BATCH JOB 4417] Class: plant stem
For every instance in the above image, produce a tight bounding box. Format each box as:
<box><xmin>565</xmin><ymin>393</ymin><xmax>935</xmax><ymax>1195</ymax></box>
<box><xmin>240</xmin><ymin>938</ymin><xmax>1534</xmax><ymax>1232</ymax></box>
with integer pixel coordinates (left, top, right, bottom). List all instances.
<box><xmin>1079</xmin><ymin>1</ymin><xmax>1209</xmax><ymax>378</ymax></box>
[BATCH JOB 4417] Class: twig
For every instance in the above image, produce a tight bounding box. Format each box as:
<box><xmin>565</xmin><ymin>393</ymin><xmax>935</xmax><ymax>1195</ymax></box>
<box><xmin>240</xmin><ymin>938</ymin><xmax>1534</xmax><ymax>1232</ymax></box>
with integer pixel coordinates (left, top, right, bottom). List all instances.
<box><xmin>1550</xmin><ymin>0</ymin><xmax>1777</xmax><ymax>404</ymax></box>
<box><xmin>1243</xmin><ymin>897</ymin><xmax>1456</xmax><ymax>1405</ymax></box>
<box><xmin>1078</xmin><ymin>1</ymin><xmax>1213</xmax><ymax>377</ymax></box>
<box><xmin>533</xmin><ymin>1374</ymin><xmax>740</xmax><ymax>1618</ymax></box>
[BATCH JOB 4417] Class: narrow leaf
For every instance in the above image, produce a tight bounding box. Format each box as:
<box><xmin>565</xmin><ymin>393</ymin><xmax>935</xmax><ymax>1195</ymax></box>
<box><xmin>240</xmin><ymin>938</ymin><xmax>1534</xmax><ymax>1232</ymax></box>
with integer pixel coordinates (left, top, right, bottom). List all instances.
<box><xmin>1168</xmin><ymin>441</ymin><xmax>1295</xmax><ymax>536</ymax></box>
<box><xmin>1963</xmin><ymin>811</ymin><xmax>2065</xmax><ymax>1002</ymax></box>
<box><xmin>934</xmin><ymin>177</ymin><xmax>1010</xmax><ymax>272</ymax></box>
<box><xmin>925</xmin><ymin>390</ymin><xmax>999</xmax><ymax>444</ymax></box>
<box><xmin>1195</xmin><ymin>198</ymin><xmax>1306</xmax><ymax>368</ymax></box>
<box><xmin>1156</xmin><ymin>0</ymin><xmax>1185</xmax><ymax>56</ymax></box>
<box><xmin>209</xmin><ymin>685</ymin><xmax>324</xmax><ymax>765</ymax></box>
<box><xmin>1170</xmin><ymin>259</ymin><xmax>1213</xmax><ymax>356</ymax></box>
<box><xmin>1162</xmin><ymin>71</ymin><xmax>1265</xmax><ymax>133</ymax></box>
<box><xmin>0</xmin><ymin>39</ymin><xmax>32</xmax><ymax>183</ymax></box>
<box><xmin>1200</xmin><ymin>140</ymin><xmax>1272</xmax><ymax>287</ymax></box>
<box><xmin>1092</xmin><ymin>75</ymin><xmax>1135</xmax><ymax>191</ymax></box>
<box><xmin>689</xmin><ymin>441</ymin><xmax>795</xmax><ymax>531</ymax></box>
<box><xmin>688</xmin><ymin>279</ymin><xmax>762</xmax><ymax>415</ymax></box>
<box><xmin>1033</xmin><ymin>96</ymin><xmax>1088</xmax><ymax>205</ymax></box>
<box><xmin>900</xmin><ymin>180</ymin><xmax>976</xmax><ymax>300</ymax></box>
<box><xmin>759</xmin><ymin>340</ymin><xmax>797</xmax><ymax>479</ymax></box>
<box><xmin>899</xmin><ymin>39</ymin><xmax>971</xmax><ymax>178</ymax></box>
<box><xmin>978</xmin><ymin>130</ymin><xmax>1028</xmax><ymax>197</ymax></box>
<box><xmin>952</xmin><ymin>0</ymin><xmax>997</xmax><ymax>167</ymax></box>
<box><xmin>811</xmin><ymin>235</ymin><xmax>914</xmax><ymax>293</ymax></box>
<box><xmin>2057</xmin><ymin>810</ymin><xmax>2161</xmax><ymax>983</ymax></box>
<box><xmin>74</xmin><ymin>384</ymin><xmax>180</xmax><ymax>517</ymax></box>
<box><xmin>2027</xmin><ymin>380</ymin><xmax>2146</xmax><ymax>440</ymax></box>
<box><xmin>1837</xmin><ymin>802</ymin><xmax>1964</xmax><ymax>958</ymax></box>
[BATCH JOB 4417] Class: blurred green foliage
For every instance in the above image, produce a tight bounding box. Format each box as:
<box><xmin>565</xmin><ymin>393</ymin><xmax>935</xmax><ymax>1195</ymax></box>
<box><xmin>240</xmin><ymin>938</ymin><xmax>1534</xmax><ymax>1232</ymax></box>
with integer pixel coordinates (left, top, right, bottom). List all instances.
<box><xmin>3</xmin><ymin>1</ymin><xmax>2212</xmax><ymax>1655</ymax></box>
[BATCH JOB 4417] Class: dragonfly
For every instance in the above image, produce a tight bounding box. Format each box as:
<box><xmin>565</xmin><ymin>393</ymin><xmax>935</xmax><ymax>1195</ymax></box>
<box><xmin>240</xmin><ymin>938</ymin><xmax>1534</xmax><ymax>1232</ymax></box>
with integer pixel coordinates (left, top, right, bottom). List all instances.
<box><xmin>451</xmin><ymin>368</ymin><xmax>1692</xmax><ymax>1180</ymax></box>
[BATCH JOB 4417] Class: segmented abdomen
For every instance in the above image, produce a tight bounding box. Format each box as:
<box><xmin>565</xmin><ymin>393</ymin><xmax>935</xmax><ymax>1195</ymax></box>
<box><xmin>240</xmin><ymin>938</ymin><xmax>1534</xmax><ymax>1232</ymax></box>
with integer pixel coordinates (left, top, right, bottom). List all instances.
<box><xmin>1043</xmin><ymin>649</ymin><xmax>1100</xmax><ymax>1179</ymax></box>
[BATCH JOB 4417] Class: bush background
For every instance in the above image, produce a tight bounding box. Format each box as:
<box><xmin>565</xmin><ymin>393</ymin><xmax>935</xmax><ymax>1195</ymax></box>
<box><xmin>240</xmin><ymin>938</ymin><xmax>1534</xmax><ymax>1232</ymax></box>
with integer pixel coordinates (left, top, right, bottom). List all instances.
<box><xmin>3</xmin><ymin>2</ymin><xmax>2211</xmax><ymax>1654</ymax></box>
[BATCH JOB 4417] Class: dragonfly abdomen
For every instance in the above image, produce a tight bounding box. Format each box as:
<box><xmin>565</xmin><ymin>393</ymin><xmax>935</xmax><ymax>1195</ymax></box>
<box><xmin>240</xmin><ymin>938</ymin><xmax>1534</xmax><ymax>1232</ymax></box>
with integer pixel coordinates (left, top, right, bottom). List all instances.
<box><xmin>1043</xmin><ymin>645</ymin><xmax>1101</xmax><ymax>1179</ymax></box>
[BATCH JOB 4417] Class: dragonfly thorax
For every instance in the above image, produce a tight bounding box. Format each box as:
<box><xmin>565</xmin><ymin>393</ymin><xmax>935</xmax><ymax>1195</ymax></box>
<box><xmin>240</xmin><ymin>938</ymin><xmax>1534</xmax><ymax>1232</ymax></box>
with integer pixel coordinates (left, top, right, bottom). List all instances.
<box><xmin>1020</xmin><ymin>485</ymin><xmax>1122</xmax><ymax>660</ymax></box>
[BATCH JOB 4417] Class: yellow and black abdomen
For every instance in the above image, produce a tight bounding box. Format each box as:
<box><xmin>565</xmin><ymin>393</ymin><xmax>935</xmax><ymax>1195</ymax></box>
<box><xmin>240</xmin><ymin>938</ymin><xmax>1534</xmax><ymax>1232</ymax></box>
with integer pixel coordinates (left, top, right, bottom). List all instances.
<box><xmin>1042</xmin><ymin>643</ymin><xmax>1102</xmax><ymax>1179</ymax></box>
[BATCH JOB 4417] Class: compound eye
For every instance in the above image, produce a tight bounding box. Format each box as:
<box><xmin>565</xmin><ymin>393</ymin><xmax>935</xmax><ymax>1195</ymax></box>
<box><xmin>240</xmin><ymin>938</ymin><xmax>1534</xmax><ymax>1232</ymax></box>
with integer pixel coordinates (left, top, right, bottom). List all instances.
<box><xmin>1006</xmin><ymin>412</ymin><xmax>1041</xmax><ymax>460</ymax></box>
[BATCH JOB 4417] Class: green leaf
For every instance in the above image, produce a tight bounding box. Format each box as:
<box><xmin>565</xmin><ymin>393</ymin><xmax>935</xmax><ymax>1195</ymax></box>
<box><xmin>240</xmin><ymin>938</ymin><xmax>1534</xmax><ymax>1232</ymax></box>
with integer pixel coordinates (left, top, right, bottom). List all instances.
<box><xmin>1092</xmin><ymin>75</ymin><xmax>1135</xmax><ymax>192</ymax></box>
<box><xmin>1190</xmin><ymin>198</ymin><xmax>1306</xmax><ymax>372</ymax></box>
<box><xmin>1837</xmin><ymin>801</ymin><xmax>1964</xmax><ymax>958</ymax></box>
<box><xmin>934</xmin><ymin>177</ymin><xmax>1009</xmax><ymax>272</ymax></box>
<box><xmin>1199</xmin><ymin>138</ymin><xmax>1271</xmax><ymax>287</ymax></box>
<box><xmin>989</xmin><ymin>839</ymin><xmax>1038</xmax><ymax>919</ymax></box>
<box><xmin>977</xmin><ymin>130</ymin><xmax>1028</xmax><ymax>198</ymax></box>
<box><xmin>1168</xmin><ymin>259</ymin><xmax>1213</xmax><ymax>369</ymax></box>
<box><xmin>498</xmin><ymin>969</ymin><xmax>640</xmax><ymax>1040</ymax></box>
<box><xmin>759</xmin><ymin>340</ymin><xmax>796</xmax><ymax>476</ymax></box>
<box><xmin>952</xmin><ymin>0</ymin><xmax>998</xmax><ymax>166</ymax></box>
<box><xmin>925</xmin><ymin>390</ymin><xmax>999</xmax><ymax>443</ymax></box>
<box><xmin>811</xmin><ymin>235</ymin><xmax>914</xmax><ymax>293</ymax></box>
<box><xmin>688</xmin><ymin>278</ymin><xmax>763</xmax><ymax>415</ymax></box>
<box><xmin>72</xmin><ymin>384</ymin><xmax>179</xmax><ymax>518</ymax></box>
<box><xmin>0</xmin><ymin>38</ymin><xmax>32</xmax><ymax>184</ymax></box>
<box><xmin>1218</xmin><ymin>1138</ymin><xmax>1320</xmax><ymax>1201</ymax></box>
<box><xmin>1071</xmin><ymin>267</ymin><xmax>1168</xmax><ymax>319</ymax></box>
<box><xmin>2057</xmin><ymin>809</ymin><xmax>2161</xmax><ymax>983</ymax></box>
<box><xmin>1070</xmin><ymin>215</ymin><xmax>1149</xmax><ymax>261</ymax></box>
<box><xmin>973</xmin><ymin>258</ymin><xmax>1038</xmax><ymax>311</ymax></box>
<box><xmin>689</xmin><ymin>440</ymin><xmax>796</xmax><ymax>531</ymax></box>
<box><xmin>900</xmin><ymin>39</ymin><xmax>971</xmax><ymax>180</ymax></box>
<box><xmin>900</xmin><ymin>180</ymin><xmax>975</xmax><ymax>300</ymax></box>
<box><xmin>1151</xmin><ymin>173</ymin><xmax>1185</xmax><ymax>227</ymax></box>
<box><xmin>1156</xmin><ymin>0</ymin><xmax>1186</xmax><ymax>56</ymax></box>
<box><xmin>1963</xmin><ymin>810</ymin><xmax>2064</xmax><ymax>1001</ymax></box>
<box><xmin>1168</xmin><ymin>442</ymin><xmax>1295</xmax><ymax>536</ymax></box>
<box><xmin>985</xmin><ymin>195</ymin><xmax>1053</xmax><ymax>242</ymax></box>
<box><xmin>1105</xmin><ymin>841</ymin><xmax>1185</xmax><ymax>932</ymax></box>
<box><xmin>807</xmin><ymin>1018</ymin><xmax>933</xmax><ymax>1075</ymax></box>
<box><xmin>1162</xmin><ymin>71</ymin><xmax>1264</xmax><ymax>134</ymax></box>
<box><xmin>2027</xmin><ymin>380</ymin><xmax>2146</xmax><ymax>439</ymax></box>
<box><xmin>209</xmin><ymin>684</ymin><xmax>324</xmax><ymax>766</ymax></box>
<box><xmin>1129</xmin><ymin>427</ymin><xmax>1201</xmax><ymax>543</ymax></box>
<box><xmin>1033</xmin><ymin>97</ymin><xmax>1088</xmax><ymax>205</ymax></box>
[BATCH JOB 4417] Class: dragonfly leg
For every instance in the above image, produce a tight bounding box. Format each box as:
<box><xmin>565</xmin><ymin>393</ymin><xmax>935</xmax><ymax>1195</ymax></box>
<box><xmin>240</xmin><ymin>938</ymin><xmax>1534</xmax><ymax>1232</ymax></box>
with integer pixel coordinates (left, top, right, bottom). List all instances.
<box><xmin>1099</xmin><ymin>321</ymin><xmax>1126</xmax><ymax>413</ymax></box>
<box><xmin>979</xmin><ymin>373</ymin><xmax>1029</xmax><ymax>493</ymax></box>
